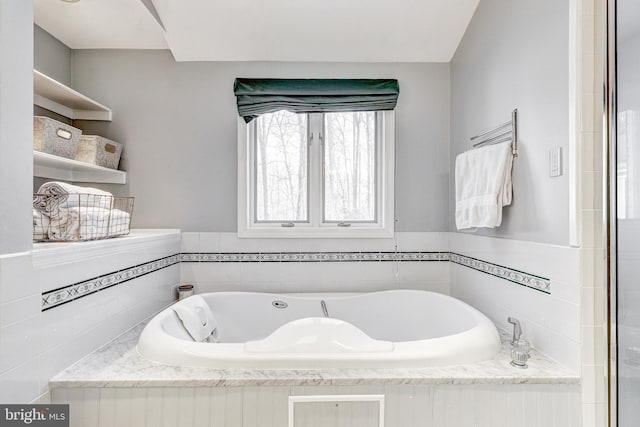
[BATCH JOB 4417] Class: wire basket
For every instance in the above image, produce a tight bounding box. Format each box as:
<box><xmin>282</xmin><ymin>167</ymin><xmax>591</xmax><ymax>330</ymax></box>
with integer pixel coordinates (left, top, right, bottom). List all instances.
<box><xmin>33</xmin><ymin>193</ymin><xmax>135</xmax><ymax>242</ymax></box>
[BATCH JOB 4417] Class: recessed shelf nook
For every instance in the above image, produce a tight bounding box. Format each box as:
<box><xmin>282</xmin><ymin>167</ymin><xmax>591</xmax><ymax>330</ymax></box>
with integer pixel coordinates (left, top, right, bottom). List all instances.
<box><xmin>33</xmin><ymin>151</ymin><xmax>127</xmax><ymax>184</ymax></box>
<box><xmin>33</xmin><ymin>70</ymin><xmax>112</xmax><ymax>121</ymax></box>
<box><xmin>32</xmin><ymin>70</ymin><xmax>126</xmax><ymax>184</ymax></box>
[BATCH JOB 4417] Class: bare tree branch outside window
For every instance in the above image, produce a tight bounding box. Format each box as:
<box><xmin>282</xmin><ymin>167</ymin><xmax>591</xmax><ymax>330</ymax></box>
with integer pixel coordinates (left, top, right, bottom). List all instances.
<box><xmin>254</xmin><ymin>110</ymin><xmax>376</xmax><ymax>224</ymax></box>
<box><xmin>255</xmin><ymin>111</ymin><xmax>308</xmax><ymax>221</ymax></box>
<box><xmin>324</xmin><ymin>112</ymin><xmax>376</xmax><ymax>221</ymax></box>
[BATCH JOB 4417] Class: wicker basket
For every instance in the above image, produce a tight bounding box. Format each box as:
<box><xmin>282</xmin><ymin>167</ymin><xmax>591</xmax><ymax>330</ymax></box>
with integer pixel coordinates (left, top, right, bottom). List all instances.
<box><xmin>33</xmin><ymin>116</ymin><xmax>82</xmax><ymax>159</ymax></box>
<box><xmin>75</xmin><ymin>135</ymin><xmax>123</xmax><ymax>169</ymax></box>
<box><xmin>33</xmin><ymin>193</ymin><xmax>135</xmax><ymax>242</ymax></box>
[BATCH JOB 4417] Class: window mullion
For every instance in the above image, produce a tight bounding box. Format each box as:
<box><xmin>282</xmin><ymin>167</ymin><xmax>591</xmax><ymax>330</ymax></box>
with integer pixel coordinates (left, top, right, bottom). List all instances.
<box><xmin>308</xmin><ymin>113</ymin><xmax>322</xmax><ymax>227</ymax></box>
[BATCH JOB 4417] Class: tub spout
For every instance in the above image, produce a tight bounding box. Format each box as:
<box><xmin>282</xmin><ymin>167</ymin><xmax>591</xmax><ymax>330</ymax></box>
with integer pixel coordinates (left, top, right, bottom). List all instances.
<box><xmin>320</xmin><ymin>300</ymin><xmax>329</xmax><ymax>318</ymax></box>
<box><xmin>507</xmin><ymin>317</ymin><xmax>522</xmax><ymax>344</ymax></box>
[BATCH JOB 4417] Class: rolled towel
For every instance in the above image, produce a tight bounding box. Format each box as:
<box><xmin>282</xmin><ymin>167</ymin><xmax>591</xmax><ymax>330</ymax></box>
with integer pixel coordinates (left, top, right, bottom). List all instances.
<box><xmin>32</xmin><ymin>209</ymin><xmax>50</xmax><ymax>241</ymax></box>
<box><xmin>34</xmin><ymin>181</ymin><xmax>113</xmax><ymax>214</ymax></box>
<box><xmin>46</xmin><ymin>207</ymin><xmax>131</xmax><ymax>241</ymax></box>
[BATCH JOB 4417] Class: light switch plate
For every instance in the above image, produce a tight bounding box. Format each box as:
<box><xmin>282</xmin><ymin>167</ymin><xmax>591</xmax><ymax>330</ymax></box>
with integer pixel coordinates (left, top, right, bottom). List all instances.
<box><xmin>550</xmin><ymin>147</ymin><xmax>563</xmax><ymax>177</ymax></box>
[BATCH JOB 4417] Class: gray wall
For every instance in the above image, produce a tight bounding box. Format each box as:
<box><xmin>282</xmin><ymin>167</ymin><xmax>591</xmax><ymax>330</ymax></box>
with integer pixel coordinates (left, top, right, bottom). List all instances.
<box><xmin>33</xmin><ymin>25</ymin><xmax>74</xmax><ymax>193</ymax></box>
<box><xmin>71</xmin><ymin>50</ymin><xmax>451</xmax><ymax>232</ymax></box>
<box><xmin>450</xmin><ymin>0</ymin><xmax>570</xmax><ymax>245</ymax></box>
<box><xmin>34</xmin><ymin>24</ymin><xmax>71</xmax><ymax>87</ymax></box>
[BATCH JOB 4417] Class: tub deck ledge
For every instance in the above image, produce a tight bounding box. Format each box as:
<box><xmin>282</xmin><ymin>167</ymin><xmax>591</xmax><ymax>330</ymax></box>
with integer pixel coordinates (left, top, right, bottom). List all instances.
<box><xmin>49</xmin><ymin>321</ymin><xmax>579</xmax><ymax>389</ymax></box>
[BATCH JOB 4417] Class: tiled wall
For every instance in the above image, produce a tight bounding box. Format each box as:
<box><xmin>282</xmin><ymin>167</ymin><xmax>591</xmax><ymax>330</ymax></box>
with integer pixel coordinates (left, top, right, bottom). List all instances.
<box><xmin>449</xmin><ymin>233</ymin><xmax>582</xmax><ymax>372</ymax></box>
<box><xmin>180</xmin><ymin>232</ymin><xmax>451</xmax><ymax>295</ymax></box>
<box><xmin>0</xmin><ymin>227</ymin><xmax>582</xmax><ymax>407</ymax></box>
<box><xmin>51</xmin><ymin>383</ymin><xmax>581</xmax><ymax>427</ymax></box>
<box><xmin>579</xmin><ymin>0</ymin><xmax>607</xmax><ymax>425</ymax></box>
<box><xmin>180</xmin><ymin>231</ymin><xmax>578</xmax><ymax>374</ymax></box>
<box><xmin>0</xmin><ymin>232</ymin><xmax>180</xmax><ymax>404</ymax></box>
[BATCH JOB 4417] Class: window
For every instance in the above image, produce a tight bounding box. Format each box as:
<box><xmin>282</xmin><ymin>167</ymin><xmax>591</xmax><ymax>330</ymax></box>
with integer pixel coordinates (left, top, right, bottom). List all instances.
<box><xmin>238</xmin><ymin>110</ymin><xmax>395</xmax><ymax>237</ymax></box>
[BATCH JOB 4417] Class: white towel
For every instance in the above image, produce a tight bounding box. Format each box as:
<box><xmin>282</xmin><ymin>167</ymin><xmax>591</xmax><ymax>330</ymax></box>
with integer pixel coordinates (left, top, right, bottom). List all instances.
<box><xmin>455</xmin><ymin>142</ymin><xmax>514</xmax><ymax>230</ymax></box>
<box><xmin>34</xmin><ymin>181</ymin><xmax>113</xmax><ymax>213</ymax></box>
<box><xmin>40</xmin><ymin>207</ymin><xmax>130</xmax><ymax>241</ymax></box>
<box><xmin>32</xmin><ymin>209</ymin><xmax>49</xmax><ymax>241</ymax></box>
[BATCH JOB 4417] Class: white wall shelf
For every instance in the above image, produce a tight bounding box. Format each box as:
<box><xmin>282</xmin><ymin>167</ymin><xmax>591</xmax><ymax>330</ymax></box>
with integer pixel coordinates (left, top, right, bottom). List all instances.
<box><xmin>34</xmin><ymin>151</ymin><xmax>126</xmax><ymax>184</ymax></box>
<box><xmin>33</xmin><ymin>70</ymin><xmax>113</xmax><ymax>121</ymax></box>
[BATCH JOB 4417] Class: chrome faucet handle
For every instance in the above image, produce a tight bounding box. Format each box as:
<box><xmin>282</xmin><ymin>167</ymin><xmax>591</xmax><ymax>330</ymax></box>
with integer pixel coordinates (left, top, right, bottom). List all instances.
<box><xmin>507</xmin><ymin>317</ymin><xmax>522</xmax><ymax>344</ymax></box>
<box><xmin>510</xmin><ymin>339</ymin><xmax>531</xmax><ymax>369</ymax></box>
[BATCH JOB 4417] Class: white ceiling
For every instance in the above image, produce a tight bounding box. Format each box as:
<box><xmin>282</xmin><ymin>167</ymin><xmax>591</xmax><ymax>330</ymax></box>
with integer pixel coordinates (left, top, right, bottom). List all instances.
<box><xmin>34</xmin><ymin>0</ymin><xmax>168</xmax><ymax>50</ymax></box>
<box><xmin>34</xmin><ymin>0</ymin><xmax>481</xmax><ymax>62</ymax></box>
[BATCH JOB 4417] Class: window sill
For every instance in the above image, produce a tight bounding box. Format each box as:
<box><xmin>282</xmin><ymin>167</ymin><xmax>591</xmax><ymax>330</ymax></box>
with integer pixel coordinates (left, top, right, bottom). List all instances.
<box><xmin>237</xmin><ymin>227</ymin><xmax>394</xmax><ymax>239</ymax></box>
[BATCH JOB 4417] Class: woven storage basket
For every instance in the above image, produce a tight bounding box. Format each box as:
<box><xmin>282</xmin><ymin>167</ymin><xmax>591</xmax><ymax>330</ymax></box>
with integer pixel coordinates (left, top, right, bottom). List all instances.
<box><xmin>33</xmin><ymin>116</ymin><xmax>82</xmax><ymax>159</ymax></box>
<box><xmin>75</xmin><ymin>135</ymin><xmax>123</xmax><ymax>169</ymax></box>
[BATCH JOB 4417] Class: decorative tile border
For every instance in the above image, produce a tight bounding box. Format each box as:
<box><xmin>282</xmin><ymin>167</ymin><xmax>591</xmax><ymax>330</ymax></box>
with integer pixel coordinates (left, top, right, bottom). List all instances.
<box><xmin>450</xmin><ymin>253</ymin><xmax>551</xmax><ymax>294</ymax></box>
<box><xmin>182</xmin><ymin>250</ymin><xmax>549</xmax><ymax>293</ymax></box>
<box><xmin>180</xmin><ymin>251</ymin><xmax>450</xmax><ymax>263</ymax></box>
<box><xmin>182</xmin><ymin>251</ymin><xmax>550</xmax><ymax>293</ymax></box>
<box><xmin>41</xmin><ymin>254</ymin><xmax>180</xmax><ymax>311</ymax></box>
<box><xmin>40</xmin><ymin>250</ymin><xmax>551</xmax><ymax>311</ymax></box>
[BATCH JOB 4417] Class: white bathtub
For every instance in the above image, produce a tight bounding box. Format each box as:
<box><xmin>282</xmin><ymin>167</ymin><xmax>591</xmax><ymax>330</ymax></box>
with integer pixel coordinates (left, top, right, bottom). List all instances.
<box><xmin>137</xmin><ymin>290</ymin><xmax>501</xmax><ymax>369</ymax></box>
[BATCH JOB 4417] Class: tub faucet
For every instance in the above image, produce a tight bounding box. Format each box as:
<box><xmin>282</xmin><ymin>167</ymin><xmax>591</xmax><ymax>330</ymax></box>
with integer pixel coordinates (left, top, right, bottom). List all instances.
<box><xmin>507</xmin><ymin>317</ymin><xmax>521</xmax><ymax>344</ymax></box>
<box><xmin>320</xmin><ymin>300</ymin><xmax>329</xmax><ymax>318</ymax></box>
<box><xmin>507</xmin><ymin>317</ymin><xmax>531</xmax><ymax>369</ymax></box>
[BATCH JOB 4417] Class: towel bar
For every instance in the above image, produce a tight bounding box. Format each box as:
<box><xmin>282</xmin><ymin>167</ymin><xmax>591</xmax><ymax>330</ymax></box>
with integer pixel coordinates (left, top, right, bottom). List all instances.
<box><xmin>470</xmin><ymin>109</ymin><xmax>518</xmax><ymax>156</ymax></box>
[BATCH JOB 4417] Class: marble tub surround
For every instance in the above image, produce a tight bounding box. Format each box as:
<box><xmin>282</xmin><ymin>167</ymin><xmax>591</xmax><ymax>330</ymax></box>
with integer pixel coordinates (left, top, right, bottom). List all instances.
<box><xmin>50</xmin><ymin>322</ymin><xmax>578</xmax><ymax>389</ymax></box>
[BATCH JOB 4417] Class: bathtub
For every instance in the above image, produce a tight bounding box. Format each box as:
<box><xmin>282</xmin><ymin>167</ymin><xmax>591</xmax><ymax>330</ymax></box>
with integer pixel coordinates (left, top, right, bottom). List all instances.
<box><xmin>137</xmin><ymin>290</ymin><xmax>502</xmax><ymax>369</ymax></box>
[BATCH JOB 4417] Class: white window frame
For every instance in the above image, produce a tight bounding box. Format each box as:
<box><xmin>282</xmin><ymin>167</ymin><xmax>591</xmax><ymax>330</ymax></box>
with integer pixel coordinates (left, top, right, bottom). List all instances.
<box><xmin>238</xmin><ymin>110</ymin><xmax>395</xmax><ymax>238</ymax></box>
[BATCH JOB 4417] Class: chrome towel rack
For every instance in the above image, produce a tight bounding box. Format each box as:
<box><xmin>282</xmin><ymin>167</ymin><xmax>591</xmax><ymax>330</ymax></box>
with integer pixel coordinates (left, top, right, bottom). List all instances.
<box><xmin>471</xmin><ymin>109</ymin><xmax>519</xmax><ymax>157</ymax></box>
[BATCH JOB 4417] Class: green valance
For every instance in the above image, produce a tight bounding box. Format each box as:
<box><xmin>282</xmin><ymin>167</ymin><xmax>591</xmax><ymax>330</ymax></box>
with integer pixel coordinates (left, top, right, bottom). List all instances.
<box><xmin>233</xmin><ymin>78</ymin><xmax>400</xmax><ymax>123</ymax></box>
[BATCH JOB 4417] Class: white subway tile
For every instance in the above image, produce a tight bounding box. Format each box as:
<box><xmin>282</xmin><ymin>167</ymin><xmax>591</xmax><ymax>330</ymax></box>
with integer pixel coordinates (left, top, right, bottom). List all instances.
<box><xmin>220</xmin><ymin>233</ymin><xmax>296</xmax><ymax>252</ymax></box>
<box><xmin>0</xmin><ymin>357</ymin><xmax>40</xmax><ymax>404</ymax></box>
<box><xmin>334</xmin><ymin>238</ymin><xmax>397</xmax><ymax>252</ymax></box>
<box><xmin>0</xmin><ymin>315</ymin><xmax>41</xmax><ymax>374</ymax></box>
<box><xmin>582</xmin><ymin>171</ymin><xmax>596</xmax><ymax>210</ymax></box>
<box><xmin>582</xmin><ymin>0</ymin><xmax>595</xmax><ymax>16</ymax></box>
<box><xmin>552</xmin><ymin>280</ymin><xmax>581</xmax><ymax>305</ymax></box>
<box><xmin>582</xmin><ymin>93</ymin><xmax>595</xmax><ymax>132</ymax></box>
<box><xmin>39</xmin><ymin>343</ymin><xmax>85</xmax><ymax>388</ymax></box>
<box><xmin>40</xmin><ymin>304</ymin><xmax>76</xmax><ymax>352</ymax></box>
<box><xmin>582</xmin><ymin>364</ymin><xmax>606</xmax><ymax>404</ymax></box>
<box><xmin>0</xmin><ymin>252</ymin><xmax>37</xmax><ymax>303</ymax></box>
<box><xmin>450</xmin><ymin>233</ymin><xmax>580</xmax><ymax>286</ymax></box>
<box><xmin>394</xmin><ymin>261</ymin><xmax>450</xmax><ymax>284</ymax></box>
<box><xmin>582</xmin><ymin>286</ymin><xmax>606</xmax><ymax>327</ymax></box>
<box><xmin>181</xmin><ymin>232</ymin><xmax>200</xmax><ymax>252</ymax></box>
<box><xmin>0</xmin><ymin>295</ymin><xmax>40</xmax><ymax>328</ymax></box>
<box><xmin>198</xmin><ymin>232</ymin><xmax>222</xmax><ymax>252</ymax></box>
<box><xmin>582</xmin><ymin>132</ymin><xmax>595</xmax><ymax>172</ymax></box>
<box><xmin>181</xmin><ymin>262</ymin><xmax>242</xmax><ymax>284</ymax></box>
<box><xmin>31</xmin><ymin>390</ymin><xmax>51</xmax><ymax>405</ymax></box>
